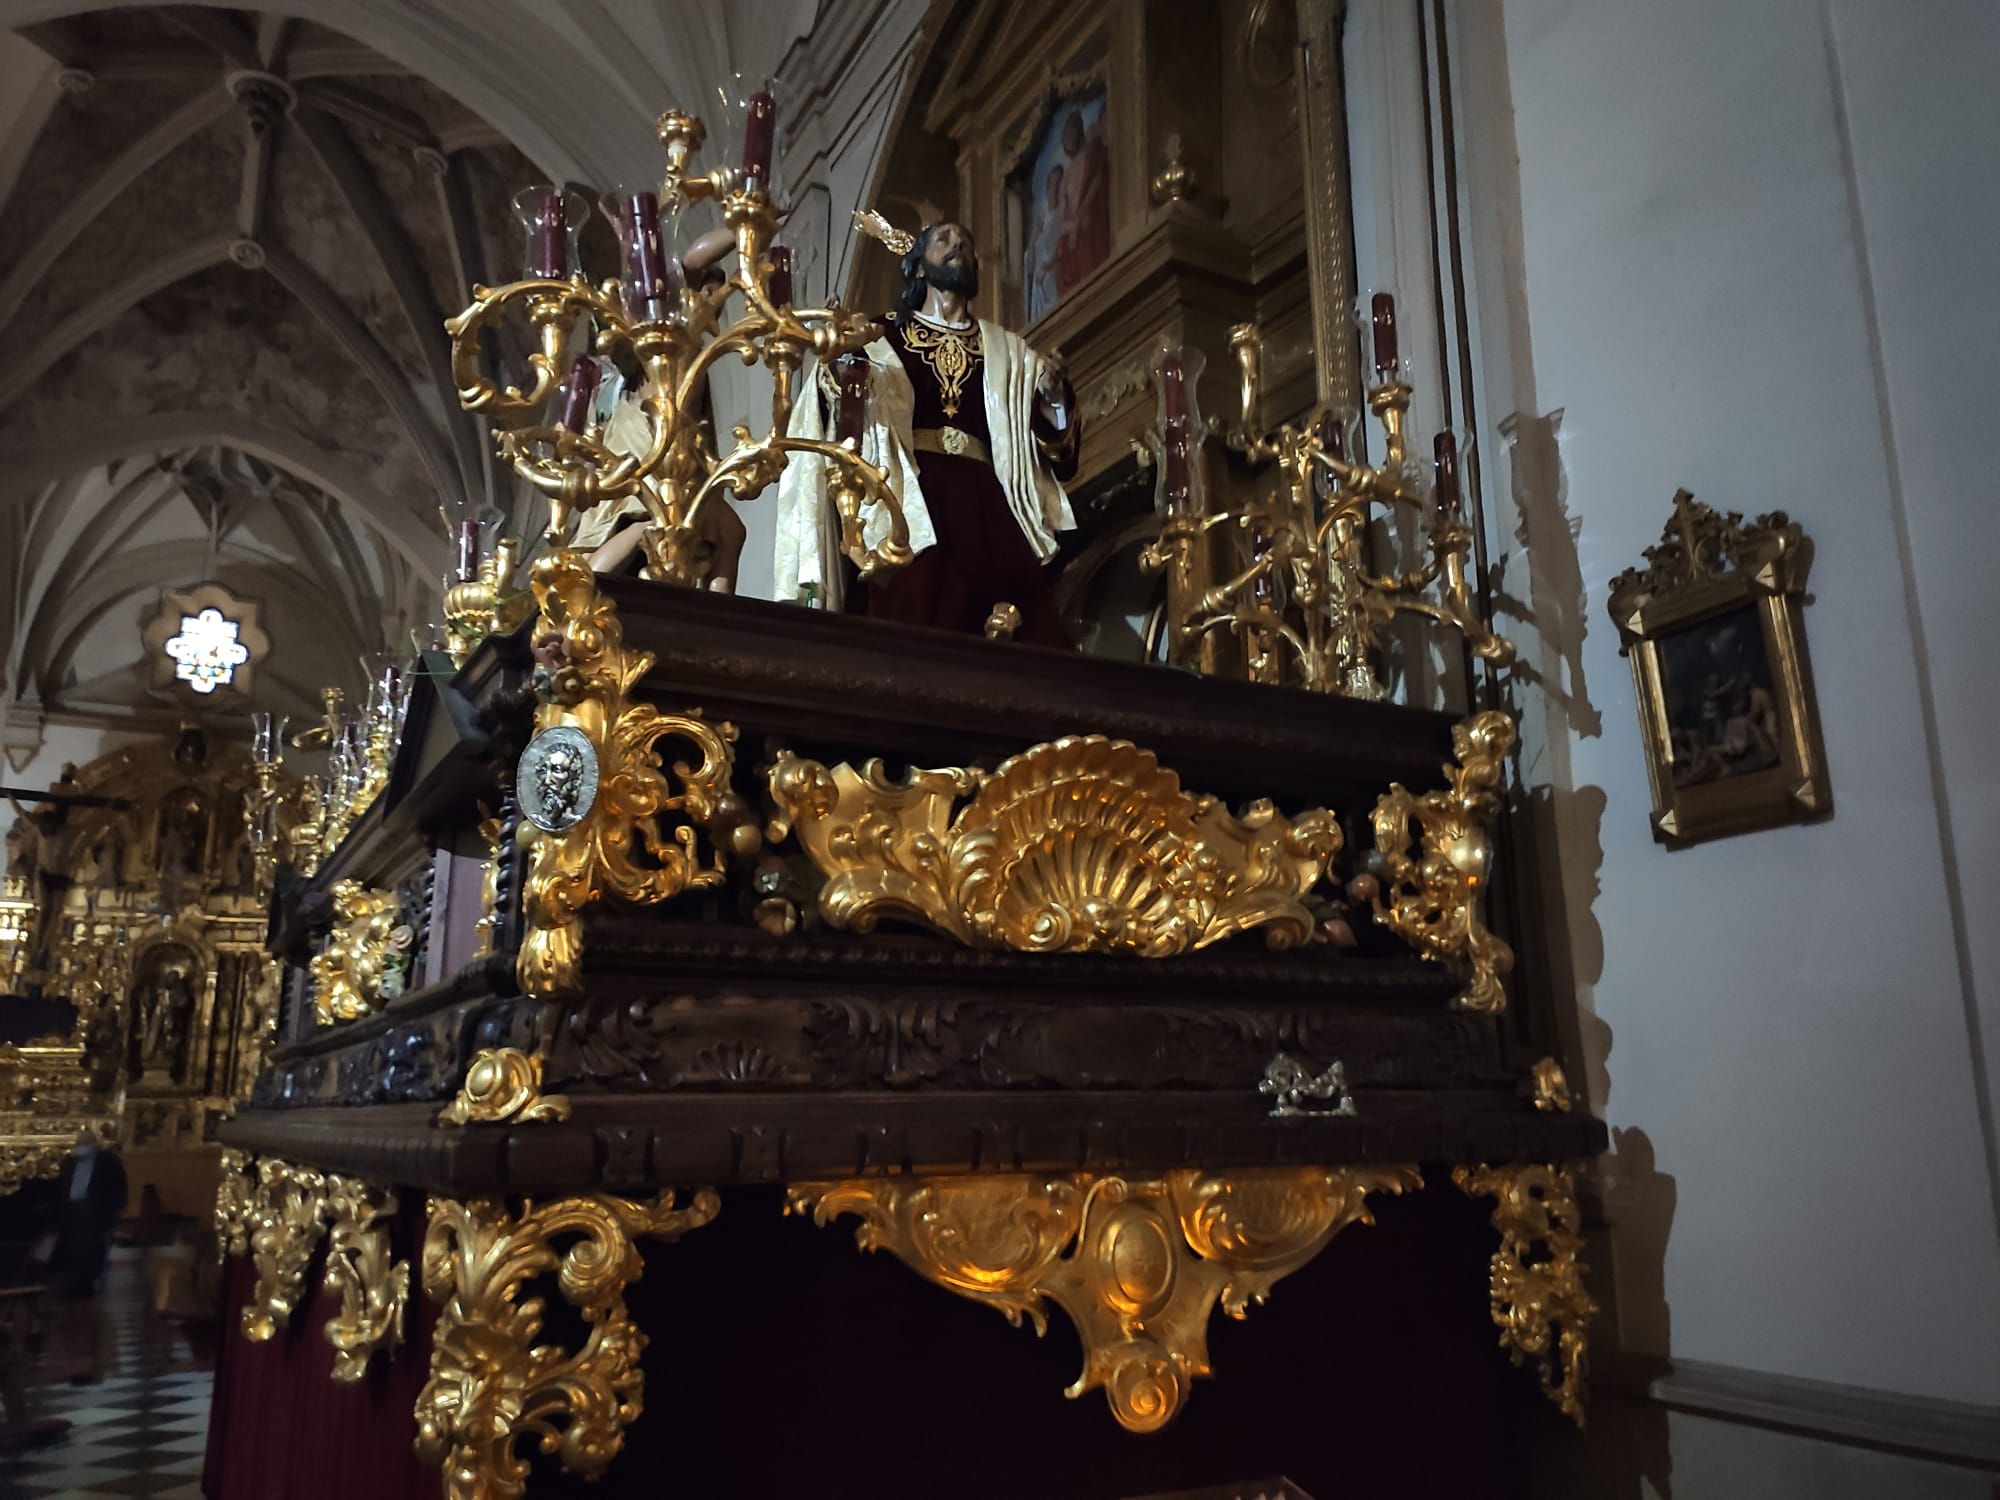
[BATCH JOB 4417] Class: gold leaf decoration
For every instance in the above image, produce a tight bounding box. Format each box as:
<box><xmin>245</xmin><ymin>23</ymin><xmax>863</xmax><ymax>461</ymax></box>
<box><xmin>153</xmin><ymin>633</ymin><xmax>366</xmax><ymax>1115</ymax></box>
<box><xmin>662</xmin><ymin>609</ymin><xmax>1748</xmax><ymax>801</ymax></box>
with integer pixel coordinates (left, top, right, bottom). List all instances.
<box><xmin>241</xmin><ymin>1158</ymin><xmax>331</xmax><ymax>1342</ymax></box>
<box><xmin>435</xmin><ymin>1047</ymin><xmax>571</xmax><ymax>1127</ymax></box>
<box><xmin>767</xmin><ymin>736</ymin><xmax>1341</xmax><ymax>957</ymax></box>
<box><xmin>321</xmin><ymin>1176</ymin><xmax>410</xmax><ymax>1383</ymax></box>
<box><xmin>414</xmin><ymin>1189</ymin><xmax>721</xmax><ymax>1500</ymax></box>
<box><xmin>1454</xmin><ymin>1161</ymin><xmax>1596</xmax><ymax>1425</ymax></box>
<box><xmin>518</xmin><ymin>551</ymin><xmax>736</xmax><ymax>997</ymax></box>
<box><xmin>1369</xmin><ymin>710</ymin><xmax>1516</xmax><ymax>1012</ymax></box>
<box><xmin>309</xmin><ymin>880</ymin><xmax>402</xmax><ymax>1025</ymax></box>
<box><xmin>791</xmin><ymin>1165</ymin><xmax>1419</xmax><ymax>1432</ymax></box>
<box><xmin>215</xmin><ymin>1147</ymin><xmax>255</xmax><ymax>1264</ymax></box>
<box><xmin>1531</xmin><ymin>1057</ymin><xmax>1572</xmax><ymax>1113</ymax></box>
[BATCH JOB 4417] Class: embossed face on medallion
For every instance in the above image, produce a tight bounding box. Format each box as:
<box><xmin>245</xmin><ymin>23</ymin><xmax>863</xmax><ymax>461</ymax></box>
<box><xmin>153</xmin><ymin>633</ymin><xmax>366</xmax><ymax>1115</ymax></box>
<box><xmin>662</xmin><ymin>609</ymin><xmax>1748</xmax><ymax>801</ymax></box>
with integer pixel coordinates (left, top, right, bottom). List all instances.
<box><xmin>518</xmin><ymin>726</ymin><xmax>599</xmax><ymax>833</ymax></box>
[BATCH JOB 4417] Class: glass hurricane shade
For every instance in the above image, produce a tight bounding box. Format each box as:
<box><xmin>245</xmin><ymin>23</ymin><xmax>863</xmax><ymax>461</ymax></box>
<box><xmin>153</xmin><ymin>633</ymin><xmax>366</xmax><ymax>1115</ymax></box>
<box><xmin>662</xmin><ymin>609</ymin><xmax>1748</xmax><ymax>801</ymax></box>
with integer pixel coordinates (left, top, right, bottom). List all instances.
<box><xmin>1151</xmin><ymin>345</ymin><xmax>1207</xmax><ymax>517</ymax></box>
<box><xmin>605</xmin><ymin>190</ymin><xmax>680</xmax><ymax>320</ymax></box>
<box><xmin>514</xmin><ymin>186</ymin><xmax>589</xmax><ymax>280</ymax></box>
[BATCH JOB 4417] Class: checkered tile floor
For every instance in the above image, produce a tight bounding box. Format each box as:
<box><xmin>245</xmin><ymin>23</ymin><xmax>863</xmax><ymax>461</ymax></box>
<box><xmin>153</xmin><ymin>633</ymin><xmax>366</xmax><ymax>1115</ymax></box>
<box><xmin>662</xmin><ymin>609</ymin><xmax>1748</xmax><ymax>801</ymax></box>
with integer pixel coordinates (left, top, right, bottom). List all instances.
<box><xmin>0</xmin><ymin>1251</ymin><xmax>211</xmax><ymax>1500</ymax></box>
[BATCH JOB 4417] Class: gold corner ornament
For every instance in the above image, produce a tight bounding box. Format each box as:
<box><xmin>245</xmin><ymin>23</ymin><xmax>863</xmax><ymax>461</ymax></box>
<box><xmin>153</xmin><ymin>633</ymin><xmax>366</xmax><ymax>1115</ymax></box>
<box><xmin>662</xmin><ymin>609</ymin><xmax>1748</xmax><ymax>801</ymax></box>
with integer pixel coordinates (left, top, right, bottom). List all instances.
<box><xmin>310</xmin><ymin>879</ymin><xmax>403</xmax><ymax>1025</ymax></box>
<box><xmin>1453</xmin><ymin>1161</ymin><xmax>1596</xmax><ymax>1426</ymax></box>
<box><xmin>1370</xmin><ymin>710</ymin><xmax>1517</xmax><ymax>1012</ymax></box>
<box><xmin>767</xmin><ymin>736</ymin><xmax>1341</xmax><ymax>957</ymax></box>
<box><xmin>241</xmin><ymin>1158</ymin><xmax>332</xmax><ymax>1342</ymax></box>
<box><xmin>789</xmin><ymin>1165</ymin><xmax>1420</xmax><ymax>1432</ymax></box>
<box><xmin>322</xmin><ymin>1176</ymin><xmax>410</xmax><ymax>1383</ymax></box>
<box><xmin>414</xmin><ymin>1188</ymin><xmax>721</xmax><ymax>1500</ymax></box>
<box><xmin>518</xmin><ymin>551</ymin><xmax>737</xmax><ymax>997</ymax></box>
<box><xmin>215</xmin><ymin>1148</ymin><xmax>255</xmax><ymax>1264</ymax></box>
<box><xmin>1532</xmin><ymin>1057</ymin><xmax>1572</xmax><ymax>1113</ymax></box>
<box><xmin>436</xmin><ymin>1047</ymin><xmax>572</xmax><ymax>1127</ymax></box>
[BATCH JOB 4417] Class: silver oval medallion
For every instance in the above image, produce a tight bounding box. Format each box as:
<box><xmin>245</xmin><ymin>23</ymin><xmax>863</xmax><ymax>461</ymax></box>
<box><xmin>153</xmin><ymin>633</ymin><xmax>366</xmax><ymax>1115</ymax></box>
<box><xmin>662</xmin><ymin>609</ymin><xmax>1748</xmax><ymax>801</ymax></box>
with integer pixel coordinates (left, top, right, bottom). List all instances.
<box><xmin>518</xmin><ymin>725</ymin><xmax>599</xmax><ymax>833</ymax></box>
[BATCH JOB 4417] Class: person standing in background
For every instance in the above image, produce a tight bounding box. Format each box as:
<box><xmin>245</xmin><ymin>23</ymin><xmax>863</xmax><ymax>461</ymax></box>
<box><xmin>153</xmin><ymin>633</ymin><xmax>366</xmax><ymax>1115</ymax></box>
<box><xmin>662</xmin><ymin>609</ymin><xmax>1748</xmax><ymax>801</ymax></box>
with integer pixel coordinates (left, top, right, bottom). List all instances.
<box><xmin>46</xmin><ymin>1130</ymin><xmax>127</xmax><ymax>1383</ymax></box>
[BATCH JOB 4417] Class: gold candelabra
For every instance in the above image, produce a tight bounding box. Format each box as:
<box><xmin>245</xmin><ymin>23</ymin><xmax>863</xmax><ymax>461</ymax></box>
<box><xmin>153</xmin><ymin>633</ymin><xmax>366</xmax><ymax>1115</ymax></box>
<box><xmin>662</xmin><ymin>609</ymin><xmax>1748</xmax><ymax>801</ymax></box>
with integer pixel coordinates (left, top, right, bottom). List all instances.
<box><xmin>1143</xmin><ymin>314</ymin><xmax>1514</xmax><ymax>697</ymax></box>
<box><xmin>442</xmin><ymin>535</ymin><xmax>534</xmax><ymax>667</ymax></box>
<box><xmin>443</xmin><ymin>107</ymin><xmax>912</xmax><ymax>582</ymax></box>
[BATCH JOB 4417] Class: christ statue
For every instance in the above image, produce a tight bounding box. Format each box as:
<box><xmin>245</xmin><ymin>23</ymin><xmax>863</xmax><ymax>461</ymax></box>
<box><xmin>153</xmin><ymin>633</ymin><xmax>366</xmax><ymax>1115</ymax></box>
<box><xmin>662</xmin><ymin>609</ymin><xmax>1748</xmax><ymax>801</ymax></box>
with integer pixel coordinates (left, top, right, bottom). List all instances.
<box><xmin>775</xmin><ymin>219</ymin><xmax>1079</xmax><ymax>644</ymax></box>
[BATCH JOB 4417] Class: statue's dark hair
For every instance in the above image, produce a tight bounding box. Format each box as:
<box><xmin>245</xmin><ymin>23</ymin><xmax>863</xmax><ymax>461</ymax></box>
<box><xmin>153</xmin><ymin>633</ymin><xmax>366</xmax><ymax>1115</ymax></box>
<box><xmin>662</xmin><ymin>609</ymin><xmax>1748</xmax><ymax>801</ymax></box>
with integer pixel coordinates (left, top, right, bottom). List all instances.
<box><xmin>895</xmin><ymin>223</ymin><xmax>979</xmax><ymax>322</ymax></box>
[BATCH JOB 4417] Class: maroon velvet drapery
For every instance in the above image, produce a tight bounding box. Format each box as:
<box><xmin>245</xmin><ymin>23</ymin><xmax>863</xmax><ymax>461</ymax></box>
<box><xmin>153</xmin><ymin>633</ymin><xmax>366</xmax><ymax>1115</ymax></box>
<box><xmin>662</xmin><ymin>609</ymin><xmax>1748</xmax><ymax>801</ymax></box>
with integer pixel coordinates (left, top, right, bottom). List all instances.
<box><xmin>203</xmin><ymin>1239</ymin><xmax>438</xmax><ymax>1500</ymax></box>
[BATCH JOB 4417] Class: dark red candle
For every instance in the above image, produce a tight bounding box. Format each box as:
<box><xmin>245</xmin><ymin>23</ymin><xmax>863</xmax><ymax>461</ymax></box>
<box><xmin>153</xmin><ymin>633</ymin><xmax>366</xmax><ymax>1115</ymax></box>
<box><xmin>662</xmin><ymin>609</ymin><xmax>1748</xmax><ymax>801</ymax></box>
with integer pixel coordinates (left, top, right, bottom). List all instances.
<box><xmin>1316</xmin><ymin>408</ymin><xmax>1346</xmax><ymax>461</ymax></box>
<box><xmin>1249</xmin><ymin>525</ymin><xmax>1275</xmax><ymax>606</ymax></box>
<box><xmin>1433</xmin><ymin>431</ymin><xmax>1461</xmax><ymax>516</ymax></box>
<box><xmin>741</xmin><ymin>89</ymin><xmax>776</xmax><ymax>186</ymax></box>
<box><xmin>611</xmin><ymin>191</ymin><xmax>676</xmax><ymax>317</ymax></box>
<box><xmin>557</xmin><ymin>355</ymin><xmax>600</xmax><ymax>434</ymax></box>
<box><xmin>768</xmin><ymin>244</ymin><xmax>793</xmax><ymax>306</ymax></box>
<box><xmin>1370</xmin><ymin>292</ymin><xmax>1398</xmax><ymax>378</ymax></box>
<box><xmin>454</xmin><ymin>518</ymin><xmax>479</xmax><ymax>582</ymax></box>
<box><xmin>1160</xmin><ymin>352</ymin><xmax>1187</xmax><ymax>423</ymax></box>
<box><xmin>523</xmin><ymin>187</ymin><xmax>569</xmax><ymax>279</ymax></box>
<box><xmin>835</xmin><ymin>353</ymin><xmax>870</xmax><ymax>442</ymax></box>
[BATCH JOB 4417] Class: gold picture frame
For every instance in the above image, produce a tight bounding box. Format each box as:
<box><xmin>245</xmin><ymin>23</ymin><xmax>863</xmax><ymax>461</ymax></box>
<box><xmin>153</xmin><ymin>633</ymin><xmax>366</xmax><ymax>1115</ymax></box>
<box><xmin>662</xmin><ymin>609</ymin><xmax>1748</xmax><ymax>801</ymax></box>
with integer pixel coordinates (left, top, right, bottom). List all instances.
<box><xmin>1607</xmin><ymin>490</ymin><xmax>1830</xmax><ymax>847</ymax></box>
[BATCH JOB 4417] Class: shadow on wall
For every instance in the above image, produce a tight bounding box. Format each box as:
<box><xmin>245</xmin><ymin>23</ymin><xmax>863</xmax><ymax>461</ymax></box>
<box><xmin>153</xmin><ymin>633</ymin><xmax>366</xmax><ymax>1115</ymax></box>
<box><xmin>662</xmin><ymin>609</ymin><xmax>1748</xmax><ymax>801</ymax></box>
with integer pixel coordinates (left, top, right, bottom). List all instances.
<box><xmin>1495</xmin><ymin>405</ymin><xmax>1677</xmax><ymax>1495</ymax></box>
<box><xmin>1494</xmin><ymin>407</ymin><xmax>1601</xmax><ymax>740</ymax></box>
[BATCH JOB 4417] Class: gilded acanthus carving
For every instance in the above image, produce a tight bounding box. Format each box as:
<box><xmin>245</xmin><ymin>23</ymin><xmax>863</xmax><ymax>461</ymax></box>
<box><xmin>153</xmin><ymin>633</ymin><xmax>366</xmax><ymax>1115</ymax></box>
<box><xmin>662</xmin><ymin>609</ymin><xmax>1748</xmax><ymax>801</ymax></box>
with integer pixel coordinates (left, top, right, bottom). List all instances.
<box><xmin>321</xmin><ymin>1175</ymin><xmax>409</xmax><ymax>1383</ymax></box>
<box><xmin>414</xmin><ymin>1189</ymin><xmax>721</xmax><ymax>1500</ymax></box>
<box><xmin>518</xmin><ymin>551</ymin><xmax>737</xmax><ymax>997</ymax></box>
<box><xmin>309</xmin><ymin>880</ymin><xmax>403</xmax><ymax>1025</ymax></box>
<box><xmin>1531</xmin><ymin>1057</ymin><xmax>1572</xmax><ymax>1113</ymax></box>
<box><xmin>1369</xmin><ymin>710</ymin><xmax>1517</xmax><ymax>1013</ymax></box>
<box><xmin>215</xmin><ymin>1147</ymin><xmax>255</xmax><ymax>1262</ymax></box>
<box><xmin>241</xmin><ymin>1157</ymin><xmax>332</xmax><ymax>1342</ymax></box>
<box><xmin>1453</xmin><ymin>1161</ymin><xmax>1596</xmax><ymax>1425</ymax></box>
<box><xmin>791</xmin><ymin>1165</ymin><xmax>1420</xmax><ymax>1432</ymax></box>
<box><xmin>435</xmin><ymin>1047</ymin><xmax>571</xmax><ymax>1127</ymax></box>
<box><xmin>767</xmin><ymin>736</ymin><xmax>1341</xmax><ymax>957</ymax></box>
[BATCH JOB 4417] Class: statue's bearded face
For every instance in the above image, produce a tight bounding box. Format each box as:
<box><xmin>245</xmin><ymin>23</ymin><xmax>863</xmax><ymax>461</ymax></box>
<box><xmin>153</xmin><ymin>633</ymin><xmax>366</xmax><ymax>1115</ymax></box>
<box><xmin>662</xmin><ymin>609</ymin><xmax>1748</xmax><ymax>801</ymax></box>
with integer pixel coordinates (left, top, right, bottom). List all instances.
<box><xmin>920</xmin><ymin>222</ymin><xmax>979</xmax><ymax>299</ymax></box>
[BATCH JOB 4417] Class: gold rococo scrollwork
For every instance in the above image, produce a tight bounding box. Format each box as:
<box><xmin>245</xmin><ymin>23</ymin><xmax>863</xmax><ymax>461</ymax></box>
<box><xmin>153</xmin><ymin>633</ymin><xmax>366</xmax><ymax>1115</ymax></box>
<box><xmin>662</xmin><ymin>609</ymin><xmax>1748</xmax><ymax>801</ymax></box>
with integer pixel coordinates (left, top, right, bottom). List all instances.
<box><xmin>518</xmin><ymin>552</ymin><xmax>738</xmax><ymax>997</ymax></box>
<box><xmin>241</xmin><ymin>1157</ymin><xmax>332</xmax><ymax>1342</ymax></box>
<box><xmin>1369</xmin><ymin>710</ymin><xmax>1517</xmax><ymax>1013</ymax></box>
<box><xmin>767</xmin><ymin>735</ymin><xmax>1341</xmax><ymax>957</ymax></box>
<box><xmin>309</xmin><ymin>880</ymin><xmax>402</xmax><ymax>1025</ymax></box>
<box><xmin>414</xmin><ymin>1188</ymin><xmax>721</xmax><ymax>1500</ymax></box>
<box><xmin>1453</xmin><ymin>1161</ymin><xmax>1596</xmax><ymax>1425</ymax></box>
<box><xmin>322</xmin><ymin>1175</ymin><xmax>410</xmax><ymax>1383</ymax></box>
<box><xmin>215</xmin><ymin>1147</ymin><xmax>255</xmax><ymax>1263</ymax></box>
<box><xmin>435</xmin><ymin>1047</ymin><xmax>571</xmax><ymax>1127</ymax></box>
<box><xmin>790</xmin><ymin>1165</ymin><xmax>1420</xmax><ymax>1432</ymax></box>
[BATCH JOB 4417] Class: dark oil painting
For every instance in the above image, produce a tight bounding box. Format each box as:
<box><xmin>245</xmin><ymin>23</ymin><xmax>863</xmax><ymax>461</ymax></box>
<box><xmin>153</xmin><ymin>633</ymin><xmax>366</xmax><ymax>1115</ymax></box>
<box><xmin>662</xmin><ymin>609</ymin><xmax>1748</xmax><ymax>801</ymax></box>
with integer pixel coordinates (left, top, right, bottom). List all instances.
<box><xmin>1658</xmin><ymin>605</ymin><xmax>1782</xmax><ymax>789</ymax></box>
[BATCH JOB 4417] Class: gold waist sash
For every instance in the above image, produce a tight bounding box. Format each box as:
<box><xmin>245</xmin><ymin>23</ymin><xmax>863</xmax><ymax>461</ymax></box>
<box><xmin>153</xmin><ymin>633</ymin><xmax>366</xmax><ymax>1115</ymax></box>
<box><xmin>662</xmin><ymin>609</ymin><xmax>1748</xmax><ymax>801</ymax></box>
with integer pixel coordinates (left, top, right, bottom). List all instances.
<box><xmin>910</xmin><ymin>426</ymin><xmax>991</xmax><ymax>464</ymax></box>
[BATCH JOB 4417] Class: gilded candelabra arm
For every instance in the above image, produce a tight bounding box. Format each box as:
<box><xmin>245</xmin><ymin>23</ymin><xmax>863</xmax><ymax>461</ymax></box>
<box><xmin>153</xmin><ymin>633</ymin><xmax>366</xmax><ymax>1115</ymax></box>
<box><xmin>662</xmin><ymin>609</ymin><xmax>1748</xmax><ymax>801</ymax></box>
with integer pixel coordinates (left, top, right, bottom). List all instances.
<box><xmin>1380</xmin><ymin>525</ymin><xmax>1517</xmax><ymax>666</ymax></box>
<box><xmin>445</xmin><ymin>278</ymin><xmax>616</xmax><ymax>422</ymax></box>
<box><xmin>734</xmin><ymin>434</ymin><xmax>917</xmax><ymax>576</ymax></box>
<box><xmin>1227</xmin><ymin>322</ymin><xmax>1267</xmax><ymax>454</ymax></box>
<box><xmin>655</xmin><ymin>109</ymin><xmax>711</xmax><ymax>208</ymax></box>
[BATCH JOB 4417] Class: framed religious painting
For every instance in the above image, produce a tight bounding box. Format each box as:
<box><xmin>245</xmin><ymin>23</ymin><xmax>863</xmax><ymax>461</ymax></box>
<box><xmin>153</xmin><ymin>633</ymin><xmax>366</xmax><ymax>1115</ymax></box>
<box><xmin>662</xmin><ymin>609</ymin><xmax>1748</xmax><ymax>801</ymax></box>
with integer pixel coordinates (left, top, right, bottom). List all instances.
<box><xmin>1008</xmin><ymin>65</ymin><xmax>1112</xmax><ymax>327</ymax></box>
<box><xmin>1607</xmin><ymin>490</ymin><xmax>1831</xmax><ymax>847</ymax></box>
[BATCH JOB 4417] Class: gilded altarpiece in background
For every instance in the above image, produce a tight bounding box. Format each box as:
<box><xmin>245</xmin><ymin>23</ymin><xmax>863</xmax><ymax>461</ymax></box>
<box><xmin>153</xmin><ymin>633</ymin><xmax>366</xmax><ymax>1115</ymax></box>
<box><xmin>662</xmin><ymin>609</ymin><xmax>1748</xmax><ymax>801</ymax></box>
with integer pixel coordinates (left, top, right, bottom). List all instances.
<box><xmin>2</xmin><ymin>738</ymin><xmax>289</xmax><ymax>1209</ymax></box>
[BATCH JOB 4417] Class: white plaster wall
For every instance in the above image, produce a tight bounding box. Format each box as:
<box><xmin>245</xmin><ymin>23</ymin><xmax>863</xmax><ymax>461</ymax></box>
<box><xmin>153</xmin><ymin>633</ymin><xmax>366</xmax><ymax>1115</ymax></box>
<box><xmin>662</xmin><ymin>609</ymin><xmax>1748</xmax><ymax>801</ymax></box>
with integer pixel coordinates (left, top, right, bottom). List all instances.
<box><xmin>1460</xmin><ymin>0</ymin><xmax>2000</xmax><ymax>1408</ymax></box>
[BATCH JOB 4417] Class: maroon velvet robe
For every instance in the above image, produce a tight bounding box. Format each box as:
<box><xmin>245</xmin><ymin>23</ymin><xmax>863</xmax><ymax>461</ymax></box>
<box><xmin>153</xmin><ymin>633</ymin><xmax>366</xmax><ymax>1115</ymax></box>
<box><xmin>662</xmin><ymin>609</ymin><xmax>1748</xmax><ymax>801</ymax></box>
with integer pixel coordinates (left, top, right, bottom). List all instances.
<box><xmin>845</xmin><ymin>313</ymin><xmax>1078</xmax><ymax>647</ymax></box>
